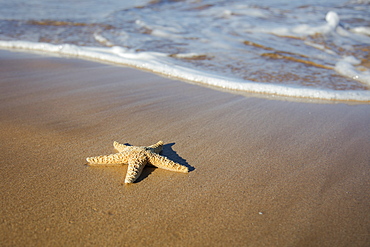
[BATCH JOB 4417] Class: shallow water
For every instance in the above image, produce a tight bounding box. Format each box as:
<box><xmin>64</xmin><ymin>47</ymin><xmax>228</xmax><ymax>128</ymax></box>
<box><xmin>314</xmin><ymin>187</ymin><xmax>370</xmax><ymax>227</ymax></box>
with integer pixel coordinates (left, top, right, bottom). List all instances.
<box><xmin>1</xmin><ymin>0</ymin><xmax>370</xmax><ymax>101</ymax></box>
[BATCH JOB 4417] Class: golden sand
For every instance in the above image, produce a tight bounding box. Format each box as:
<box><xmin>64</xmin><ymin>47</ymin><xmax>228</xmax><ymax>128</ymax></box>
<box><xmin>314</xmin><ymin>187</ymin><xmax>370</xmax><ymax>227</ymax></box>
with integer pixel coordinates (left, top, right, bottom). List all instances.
<box><xmin>0</xmin><ymin>50</ymin><xmax>369</xmax><ymax>246</ymax></box>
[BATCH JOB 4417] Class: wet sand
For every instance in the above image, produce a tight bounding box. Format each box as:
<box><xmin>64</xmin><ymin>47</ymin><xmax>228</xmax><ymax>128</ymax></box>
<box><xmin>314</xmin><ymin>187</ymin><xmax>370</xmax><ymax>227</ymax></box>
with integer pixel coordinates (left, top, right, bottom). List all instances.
<box><xmin>0</xmin><ymin>50</ymin><xmax>369</xmax><ymax>246</ymax></box>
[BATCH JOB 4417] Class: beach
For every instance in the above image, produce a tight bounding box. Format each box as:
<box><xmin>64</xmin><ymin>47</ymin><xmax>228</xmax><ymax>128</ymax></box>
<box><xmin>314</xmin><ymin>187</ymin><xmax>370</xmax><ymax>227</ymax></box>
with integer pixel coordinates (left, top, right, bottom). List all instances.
<box><xmin>0</xmin><ymin>49</ymin><xmax>369</xmax><ymax>246</ymax></box>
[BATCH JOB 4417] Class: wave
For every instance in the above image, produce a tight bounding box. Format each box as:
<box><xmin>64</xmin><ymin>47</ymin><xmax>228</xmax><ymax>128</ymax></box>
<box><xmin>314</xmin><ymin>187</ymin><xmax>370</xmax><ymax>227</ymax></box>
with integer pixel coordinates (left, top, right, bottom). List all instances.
<box><xmin>1</xmin><ymin>40</ymin><xmax>369</xmax><ymax>102</ymax></box>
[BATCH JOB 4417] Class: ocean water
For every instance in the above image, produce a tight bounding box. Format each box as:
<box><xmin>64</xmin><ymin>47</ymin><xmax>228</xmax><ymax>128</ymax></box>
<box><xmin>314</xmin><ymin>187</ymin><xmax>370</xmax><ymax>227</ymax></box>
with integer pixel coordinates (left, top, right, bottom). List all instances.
<box><xmin>1</xmin><ymin>0</ymin><xmax>370</xmax><ymax>101</ymax></box>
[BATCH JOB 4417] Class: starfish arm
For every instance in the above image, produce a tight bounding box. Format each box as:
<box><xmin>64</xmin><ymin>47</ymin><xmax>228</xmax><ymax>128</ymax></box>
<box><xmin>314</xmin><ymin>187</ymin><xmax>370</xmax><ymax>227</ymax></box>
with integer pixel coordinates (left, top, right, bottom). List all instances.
<box><xmin>113</xmin><ymin>141</ymin><xmax>130</xmax><ymax>152</ymax></box>
<box><xmin>145</xmin><ymin>141</ymin><xmax>164</xmax><ymax>154</ymax></box>
<box><xmin>147</xmin><ymin>153</ymin><xmax>188</xmax><ymax>173</ymax></box>
<box><xmin>124</xmin><ymin>154</ymin><xmax>148</xmax><ymax>184</ymax></box>
<box><xmin>86</xmin><ymin>152</ymin><xmax>129</xmax><ymax>166</ymax></box>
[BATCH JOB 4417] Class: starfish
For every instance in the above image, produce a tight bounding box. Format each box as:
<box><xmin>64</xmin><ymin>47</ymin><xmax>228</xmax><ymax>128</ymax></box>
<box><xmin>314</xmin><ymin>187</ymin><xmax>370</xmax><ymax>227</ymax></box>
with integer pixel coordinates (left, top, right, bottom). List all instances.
<box><xmin>86</xmin><ymin>141</ymin><xmax>188</xmax><ymax>184</ymax></box>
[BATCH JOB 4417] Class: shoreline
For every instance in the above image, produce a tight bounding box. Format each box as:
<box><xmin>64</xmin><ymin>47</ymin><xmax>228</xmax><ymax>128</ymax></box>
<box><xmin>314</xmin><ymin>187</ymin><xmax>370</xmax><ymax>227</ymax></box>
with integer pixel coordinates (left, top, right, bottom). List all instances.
<box><xmin>1</xmin><ymin>49</ymin><xmax>369</xmax><ymax>246</ymax></box>
<box><xmin>1</xmin><ymin>42</ymin><xmax>370</xmax><ymax>102</ymax></box>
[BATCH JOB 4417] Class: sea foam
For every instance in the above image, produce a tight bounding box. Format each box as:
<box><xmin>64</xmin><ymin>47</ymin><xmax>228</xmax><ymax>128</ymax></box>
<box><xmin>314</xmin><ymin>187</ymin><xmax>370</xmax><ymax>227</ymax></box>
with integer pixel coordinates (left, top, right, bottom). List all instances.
<box><xmin>1</xmin><ymin>40</ymin><xmax>369</xmax><ymax>102</ymax></box>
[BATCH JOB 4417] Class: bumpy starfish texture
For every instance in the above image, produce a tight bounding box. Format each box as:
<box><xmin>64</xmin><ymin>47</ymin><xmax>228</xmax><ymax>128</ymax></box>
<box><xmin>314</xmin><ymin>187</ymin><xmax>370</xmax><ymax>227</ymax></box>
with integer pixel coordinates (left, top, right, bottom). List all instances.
<box><xmin>86</xmin><ymin>141</ymin><xmax>188</xmax><ymax>184</ymax></box>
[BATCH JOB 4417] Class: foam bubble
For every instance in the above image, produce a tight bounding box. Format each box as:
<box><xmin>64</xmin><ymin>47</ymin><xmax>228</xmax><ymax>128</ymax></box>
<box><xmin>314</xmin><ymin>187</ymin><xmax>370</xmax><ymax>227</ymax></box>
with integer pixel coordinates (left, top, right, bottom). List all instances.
<box><xmin>325</xmin><ymin>11</ymin><xmax>340</xmax><ymax>29</ymax></box>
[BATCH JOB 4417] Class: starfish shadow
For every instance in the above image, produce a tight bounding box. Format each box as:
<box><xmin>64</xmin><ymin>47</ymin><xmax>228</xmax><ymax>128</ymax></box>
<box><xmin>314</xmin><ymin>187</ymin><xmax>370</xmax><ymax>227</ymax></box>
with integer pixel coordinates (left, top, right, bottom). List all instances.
<box><xmin>135</xmin><ymin>167</ymin><xmax>156</xmax><ymax>183</ymax></box>
<box><xmin>162</xmin><ymin>143</ymin><xmax>194</xmax><ymax>171</ymax></box>
<box><xmin>134</xmin><ymin>142</ymin><xmax>194</xmax><ymax>183</ymax></box>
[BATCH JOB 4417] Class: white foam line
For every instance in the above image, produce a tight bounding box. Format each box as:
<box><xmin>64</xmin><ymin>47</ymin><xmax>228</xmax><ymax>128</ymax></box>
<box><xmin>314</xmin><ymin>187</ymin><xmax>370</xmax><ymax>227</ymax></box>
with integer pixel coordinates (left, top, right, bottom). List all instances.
<box><xmin>1</xmin><ymin>40</ymin><xmax>370</xmax><ymax>102</ymax></box>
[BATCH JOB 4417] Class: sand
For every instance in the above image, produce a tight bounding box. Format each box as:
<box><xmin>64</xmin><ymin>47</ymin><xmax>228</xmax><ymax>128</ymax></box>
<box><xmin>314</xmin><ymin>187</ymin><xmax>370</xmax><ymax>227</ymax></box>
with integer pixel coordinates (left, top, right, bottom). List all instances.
<box><xmin>0</xmin><ymin>50</ymin><xmax>369</xmax><ymax>246</ymax></box>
